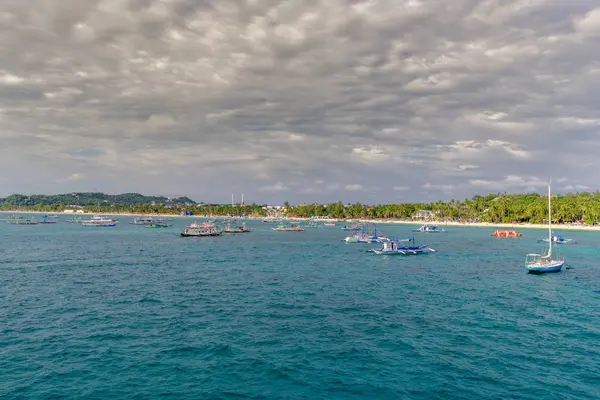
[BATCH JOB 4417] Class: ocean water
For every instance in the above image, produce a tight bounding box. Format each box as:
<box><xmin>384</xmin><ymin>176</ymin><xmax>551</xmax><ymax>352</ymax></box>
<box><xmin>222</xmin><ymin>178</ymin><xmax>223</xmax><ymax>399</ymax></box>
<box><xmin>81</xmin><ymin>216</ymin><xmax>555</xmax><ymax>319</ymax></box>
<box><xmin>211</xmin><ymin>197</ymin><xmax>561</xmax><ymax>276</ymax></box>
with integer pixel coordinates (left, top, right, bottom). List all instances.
<box><xmin>1</xmin><ymin>215</ymin><xmax>600</xmax><ymax>399</ymax></box>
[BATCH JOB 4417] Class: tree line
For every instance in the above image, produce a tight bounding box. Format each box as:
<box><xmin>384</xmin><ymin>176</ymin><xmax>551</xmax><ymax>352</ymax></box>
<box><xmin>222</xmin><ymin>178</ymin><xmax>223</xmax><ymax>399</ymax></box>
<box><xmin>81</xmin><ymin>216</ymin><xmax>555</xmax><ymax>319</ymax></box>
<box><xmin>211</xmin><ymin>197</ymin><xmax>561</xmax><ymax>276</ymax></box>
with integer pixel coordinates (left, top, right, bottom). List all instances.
<box><xmin>4</xmin><ymin>191</ymin><xmax>600</xmax><ymax>225</ymax></box>
<box><xmin>287</xmin><ymin>192</ymin><xmax>600</xmax><ymax>225</ymax></box>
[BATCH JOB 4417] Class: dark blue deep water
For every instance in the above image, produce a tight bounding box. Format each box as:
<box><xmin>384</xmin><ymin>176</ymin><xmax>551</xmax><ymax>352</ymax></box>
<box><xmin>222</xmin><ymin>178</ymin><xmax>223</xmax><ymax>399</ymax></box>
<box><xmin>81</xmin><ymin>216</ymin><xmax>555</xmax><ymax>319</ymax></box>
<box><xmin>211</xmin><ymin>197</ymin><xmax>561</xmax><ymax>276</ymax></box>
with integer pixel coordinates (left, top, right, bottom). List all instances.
<box><xmin>2</xmin><ymin>214</ymin><xmax>600</xmax><ymax>399</ymax></box>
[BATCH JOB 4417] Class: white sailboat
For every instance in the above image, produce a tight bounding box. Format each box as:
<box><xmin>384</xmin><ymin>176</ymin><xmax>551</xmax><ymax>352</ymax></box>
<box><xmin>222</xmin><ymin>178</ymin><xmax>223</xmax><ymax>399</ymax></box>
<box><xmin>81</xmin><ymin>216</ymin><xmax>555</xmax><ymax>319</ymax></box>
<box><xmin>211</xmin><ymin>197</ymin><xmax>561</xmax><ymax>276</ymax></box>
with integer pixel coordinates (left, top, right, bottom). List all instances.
<box><xmin>525</xmin><ymin>185</ymin><xmax>564</xmax><ymax>273</ymax></box>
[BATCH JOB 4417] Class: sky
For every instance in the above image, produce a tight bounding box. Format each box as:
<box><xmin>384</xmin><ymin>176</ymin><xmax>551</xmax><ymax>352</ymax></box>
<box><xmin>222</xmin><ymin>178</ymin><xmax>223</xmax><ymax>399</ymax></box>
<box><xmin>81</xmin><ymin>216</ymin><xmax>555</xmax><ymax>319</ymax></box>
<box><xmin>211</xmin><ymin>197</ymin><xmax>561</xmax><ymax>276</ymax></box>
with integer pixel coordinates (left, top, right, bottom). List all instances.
<box><xmin>1</xmin><ymin>0</ymin><xmax>600</xmax><ymax>204</ymax></box>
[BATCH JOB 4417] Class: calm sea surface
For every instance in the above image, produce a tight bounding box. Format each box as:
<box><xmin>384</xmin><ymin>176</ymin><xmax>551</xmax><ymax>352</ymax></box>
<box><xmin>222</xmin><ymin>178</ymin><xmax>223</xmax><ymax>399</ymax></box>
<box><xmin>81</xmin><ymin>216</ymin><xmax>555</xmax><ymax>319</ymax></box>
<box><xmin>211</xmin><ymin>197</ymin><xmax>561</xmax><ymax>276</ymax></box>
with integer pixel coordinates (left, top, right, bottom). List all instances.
<box><xmin>1</xmin><ymin>214</ymin><xmax>600</xmax><ymax>399</ymax></box>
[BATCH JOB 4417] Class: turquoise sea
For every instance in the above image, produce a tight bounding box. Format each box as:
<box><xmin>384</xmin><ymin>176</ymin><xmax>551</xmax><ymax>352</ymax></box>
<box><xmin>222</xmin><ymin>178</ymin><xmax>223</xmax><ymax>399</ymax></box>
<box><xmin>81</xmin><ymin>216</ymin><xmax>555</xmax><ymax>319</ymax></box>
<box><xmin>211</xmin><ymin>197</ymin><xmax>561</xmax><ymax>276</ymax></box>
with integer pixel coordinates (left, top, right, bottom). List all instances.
<box><xmin>1</xmin><ymin>214</ymin><xmax>600</xmax><ymax>399</ymax></box>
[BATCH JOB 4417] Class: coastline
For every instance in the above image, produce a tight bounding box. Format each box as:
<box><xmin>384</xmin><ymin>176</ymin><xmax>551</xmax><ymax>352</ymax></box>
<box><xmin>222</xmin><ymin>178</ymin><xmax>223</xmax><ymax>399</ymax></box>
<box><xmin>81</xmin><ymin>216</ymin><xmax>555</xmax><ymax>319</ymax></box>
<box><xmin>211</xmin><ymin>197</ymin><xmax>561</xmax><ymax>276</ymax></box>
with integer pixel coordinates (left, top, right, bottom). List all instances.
<box><xmin>1</xmin><ymin>210</ymin><xmax>599</xmax><ymax>231</ymax></box>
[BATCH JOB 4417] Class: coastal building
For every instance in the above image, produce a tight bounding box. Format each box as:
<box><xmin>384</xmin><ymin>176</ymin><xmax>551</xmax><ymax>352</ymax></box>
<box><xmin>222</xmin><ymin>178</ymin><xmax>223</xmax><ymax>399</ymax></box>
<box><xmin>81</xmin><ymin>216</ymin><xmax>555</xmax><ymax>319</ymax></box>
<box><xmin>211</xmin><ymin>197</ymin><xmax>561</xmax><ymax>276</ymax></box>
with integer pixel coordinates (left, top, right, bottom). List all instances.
<box><xmin>414</xmin><ymin>210</ymin><xmax>436</xmax><ymax>220</ymax></box>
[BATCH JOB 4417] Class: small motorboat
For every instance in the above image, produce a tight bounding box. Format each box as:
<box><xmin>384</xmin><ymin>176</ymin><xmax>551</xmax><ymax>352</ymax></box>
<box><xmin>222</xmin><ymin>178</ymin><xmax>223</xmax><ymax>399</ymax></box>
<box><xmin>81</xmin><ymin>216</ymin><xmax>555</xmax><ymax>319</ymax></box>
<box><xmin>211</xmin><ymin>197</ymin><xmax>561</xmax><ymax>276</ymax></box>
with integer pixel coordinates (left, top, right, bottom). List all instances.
<box><xmin>491</xmin><ymin>230</ymin><xmax>523</xmax><ymax>237</ymax></box>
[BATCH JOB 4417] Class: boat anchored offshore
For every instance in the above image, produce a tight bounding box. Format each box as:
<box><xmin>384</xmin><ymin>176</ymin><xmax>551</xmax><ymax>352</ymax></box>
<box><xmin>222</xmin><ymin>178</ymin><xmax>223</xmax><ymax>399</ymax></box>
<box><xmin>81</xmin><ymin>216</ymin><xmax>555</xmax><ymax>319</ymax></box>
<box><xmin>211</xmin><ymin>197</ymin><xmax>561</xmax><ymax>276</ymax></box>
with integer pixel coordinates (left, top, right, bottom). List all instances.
<box><xmin>146</xmin><ymin>223</ymin><xmax>172</xmax><ymax>228</ymax></box>
<box><xmin>10</xmin><ymin>218</ymin><xmax>39</xmax><ymax>225</ymax></box>
<box><xmin>491</xmin><ymin>230</ymin><xmax>523</xmax><ymax>237</ymax></box>
<box><xmin>526</xmin><ymin>185</ymin><xmax>564</xmax><ymax>274</ymax></box>
<box><xmin>540</xmin><ymin>234</ymin><xmax>573</xmax><ymax>244</ymax></box>
<box><xmin>413</xmin><ymin>224</ymin><xmax>446</xmax><ymax>233</ymax></box>
<box><xmin>181</xmin><ymin>222</ymin><xmax>221</xmax><ymax>237</ymax></box>
<box><xmin>272</xmin><ymin>222</ymin><xmax>304</xmax><ymax>232</ymax></box>
<box><xmin>223</xmin><ymin>223</ymin><xmax>251</xmax><ymax>233</ymax></box>
<box><xmin>343</xmin><ymin>224</ymin><xmax>387</xmax><ymax>243</ymax></box>
<box><xmin>40</xmin><ymin>215</ymin><xmax>59</xmax><ymax>224</ymax></box>
<box><xmin>368</xmin><ymin>237</ymin><xmax>435</xmax><ymax>255</ymax></box>
<box><xmin>81</xmin><ymin>215</ymin><xmax>118</xmax><ymax>227</ymax></box>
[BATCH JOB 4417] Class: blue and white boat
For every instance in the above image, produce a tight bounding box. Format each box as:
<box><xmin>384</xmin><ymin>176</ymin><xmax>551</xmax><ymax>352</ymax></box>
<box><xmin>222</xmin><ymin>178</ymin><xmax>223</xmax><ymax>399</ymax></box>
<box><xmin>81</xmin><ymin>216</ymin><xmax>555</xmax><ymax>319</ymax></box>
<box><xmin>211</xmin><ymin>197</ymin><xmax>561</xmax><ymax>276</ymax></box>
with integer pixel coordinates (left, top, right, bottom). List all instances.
<box><xmin>40</xmin><ymin>215</ymin><xmax>59</xmax><ymax>224</ymax></box>
<box><xmin>526</xmin><ymin>185</ymin><xmax>564</xmax><ymax>273</ymax></box>
<box><xmin>413</xmin><ymin>224</ymin><xmax>446</xmax><ymax>233</ymax></box>
<box><xmin>540</xmin><ymin>234</ymin><xmax>574</xmax><ymax>244</ymax></box>
<box><xmin>367</xmin><ymin>237</ymin><xmax>435</xmax><ymax>255</ymax></box>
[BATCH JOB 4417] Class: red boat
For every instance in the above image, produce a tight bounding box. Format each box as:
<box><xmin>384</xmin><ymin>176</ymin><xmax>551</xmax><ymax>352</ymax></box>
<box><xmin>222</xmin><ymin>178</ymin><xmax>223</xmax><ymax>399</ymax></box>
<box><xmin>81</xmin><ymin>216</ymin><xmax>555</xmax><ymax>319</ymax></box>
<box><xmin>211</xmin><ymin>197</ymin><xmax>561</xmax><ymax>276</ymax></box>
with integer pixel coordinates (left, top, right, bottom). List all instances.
<box><xmin>491</xmin><ymin>229</ymin><xmax>523</xmax><ymax>237</ymax></box>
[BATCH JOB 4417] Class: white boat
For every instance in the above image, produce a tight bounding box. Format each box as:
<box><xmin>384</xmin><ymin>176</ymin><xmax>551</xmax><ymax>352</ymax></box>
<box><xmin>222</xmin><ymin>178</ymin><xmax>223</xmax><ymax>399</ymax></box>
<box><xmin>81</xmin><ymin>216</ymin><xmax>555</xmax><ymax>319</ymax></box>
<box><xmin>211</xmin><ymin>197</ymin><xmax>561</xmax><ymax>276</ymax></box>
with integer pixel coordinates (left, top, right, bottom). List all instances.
<box><xmin>540</xmin><ymin>235</ymin><xmax>574</xmax><ymax>244</ymax></box>
<box><xmin>40</xmin><ymin>215</ymin><xmax>59</xmax><ymax>224</ymax></box>
<box><xmin>343</xmin><ymin>224</ymin><xmax>387</xmax><ymax>243</ymax></box>
<box><xmin>81</xmin><ymin>215</ymin><xmax>118</xmax><ymax>227</ymax></box>
<box><xmin>525</xmin><ymin>185</ymin><xmax>564</xmax><ymax>273</ymax></box>
<box><xmin>181</xmin><ymin>222</ymin><xmax>221</xmax><ymax>237</ymax></box>
<box><xmin>413</xmin><ymin>224</ymin><xmax>446</xmax><ymax>233</ymax></box>
<box><xmin>131</xmin><ymin>216</ymin><xmax>167</xmax><ymax>225</ymax></box>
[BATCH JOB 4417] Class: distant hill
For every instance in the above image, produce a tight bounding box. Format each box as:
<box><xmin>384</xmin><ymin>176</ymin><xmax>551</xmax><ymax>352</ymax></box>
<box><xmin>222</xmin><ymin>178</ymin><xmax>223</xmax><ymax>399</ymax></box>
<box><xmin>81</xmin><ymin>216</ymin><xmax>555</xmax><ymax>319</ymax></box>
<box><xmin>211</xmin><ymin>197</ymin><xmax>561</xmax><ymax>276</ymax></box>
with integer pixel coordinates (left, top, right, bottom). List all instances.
<box><xmin>0</xmin><ymin>192</ymin><xmax>197</xmax><ymax>208</ymax></box>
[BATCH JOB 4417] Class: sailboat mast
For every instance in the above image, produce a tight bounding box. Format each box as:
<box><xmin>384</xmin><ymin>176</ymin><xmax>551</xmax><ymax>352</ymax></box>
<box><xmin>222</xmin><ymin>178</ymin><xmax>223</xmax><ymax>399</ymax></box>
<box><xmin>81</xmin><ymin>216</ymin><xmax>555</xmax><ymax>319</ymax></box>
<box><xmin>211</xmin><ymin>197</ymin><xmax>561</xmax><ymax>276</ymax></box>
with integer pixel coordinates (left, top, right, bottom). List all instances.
<box><xmin>548</xmin><ymin>185</ymin><xmax>552</xmax><ymax>256</ymax></box>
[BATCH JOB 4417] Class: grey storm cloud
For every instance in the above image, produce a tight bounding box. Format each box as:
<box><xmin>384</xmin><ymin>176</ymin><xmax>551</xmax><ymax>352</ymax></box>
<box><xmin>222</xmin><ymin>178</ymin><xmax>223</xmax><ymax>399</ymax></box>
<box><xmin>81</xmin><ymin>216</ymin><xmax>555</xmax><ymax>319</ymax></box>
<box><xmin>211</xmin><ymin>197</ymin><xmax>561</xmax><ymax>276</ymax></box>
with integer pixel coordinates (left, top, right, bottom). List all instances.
<box><xmin>1</xmin><ymin>0</ymin><xmax>600</xmax><ymax>203</ymax></box>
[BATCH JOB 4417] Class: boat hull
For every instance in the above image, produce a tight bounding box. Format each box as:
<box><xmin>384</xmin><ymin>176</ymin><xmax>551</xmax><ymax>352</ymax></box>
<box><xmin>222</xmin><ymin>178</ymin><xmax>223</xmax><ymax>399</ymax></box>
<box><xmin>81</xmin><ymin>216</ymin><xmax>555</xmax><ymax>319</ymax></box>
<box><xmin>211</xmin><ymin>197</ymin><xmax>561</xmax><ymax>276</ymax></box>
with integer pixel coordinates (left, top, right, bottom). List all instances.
<box><xmin>526</xmin><ymin>261</ymin><xmax>564</xmax><ymax>274</ymax></box>
<box><xmin>370</xmin><ymin>248</ymin><xmax>435</xmax><ymax>256</ymax></box>
<box><xmin>181</xmin><ymin>232</ymin><xmax>221</xmax><ymax>237</ymax></box>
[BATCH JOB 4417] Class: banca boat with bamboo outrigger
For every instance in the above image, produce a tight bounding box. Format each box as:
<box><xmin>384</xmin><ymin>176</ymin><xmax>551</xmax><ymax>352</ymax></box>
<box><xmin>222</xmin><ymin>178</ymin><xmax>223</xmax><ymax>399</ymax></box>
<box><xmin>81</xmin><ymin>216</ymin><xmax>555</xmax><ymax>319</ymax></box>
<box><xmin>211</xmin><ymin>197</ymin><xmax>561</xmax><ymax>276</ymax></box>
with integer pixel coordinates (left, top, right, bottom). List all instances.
<box><xmin>539</xmin><ymin>234</ymin><xmax>574</xmax><ymax>244</ymax></box>
<box><xmin>367</xmin><ymin>236</ymin><xmax>435</xmax><ymax>256</ymax></box>
<box><xmin>272</xmin><ymin>222</ymin><xmax>304</xmax><ymax>232</ymax></box>
<box><xmin>81</xmin><ymin>215</ymin><xmax>119</xmax><ymax>227</ymax></box>
<box><xmin>343</xmin><ymin>224</ymin><xmax>387</xmax><ymax>243</ymax></box>
<box><xmin>413</xmin><ymin>224</ymin><xmax>446</xmax><ymax>233</ymax></box>
<box><xmin>10</xmin><ymin>218</ymin><xmax>39</xmax><ymax>225</ymax></box>
<box><xmin>146</xmin><ymin>223</ymin><xmax>173</xmax><ymax>228</ymax></box>
<box><xmin>525</xmin><ymin>185</ymin><xmax>564</xmax><ymax>274</ymax></box>
<box><xmin>223</xmin><ymin>222</ymin><xmax>251</xmax><ymax>233</ymax></box>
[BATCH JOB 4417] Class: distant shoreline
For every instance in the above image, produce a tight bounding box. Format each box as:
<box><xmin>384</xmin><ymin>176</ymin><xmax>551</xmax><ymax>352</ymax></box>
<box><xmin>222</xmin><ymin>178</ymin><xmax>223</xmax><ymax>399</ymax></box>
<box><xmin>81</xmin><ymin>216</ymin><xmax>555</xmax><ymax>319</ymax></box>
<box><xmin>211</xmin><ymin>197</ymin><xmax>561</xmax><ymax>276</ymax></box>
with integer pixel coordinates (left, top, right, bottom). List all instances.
<box><xmin>1</xmin><ymin>210</ymin><xmax>599</xmax><ymax>232</ymax></box>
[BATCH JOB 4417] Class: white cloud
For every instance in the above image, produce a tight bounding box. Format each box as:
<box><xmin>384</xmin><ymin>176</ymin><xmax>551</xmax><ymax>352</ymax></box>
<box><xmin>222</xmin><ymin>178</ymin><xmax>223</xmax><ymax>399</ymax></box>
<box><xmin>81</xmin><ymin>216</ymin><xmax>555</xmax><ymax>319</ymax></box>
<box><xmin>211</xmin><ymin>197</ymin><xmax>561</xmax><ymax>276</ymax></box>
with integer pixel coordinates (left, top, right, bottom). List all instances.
<box><xmin>345</xmin><ymin>184</ymin><xmax>364</xmax><ymax>191</ymax></box>
<box><xmin>260</xmin><ymin>182</ymin><xmax>289</xmax><ymax>192</ymax></box>
<box><xmin>574</xmin><ymin>9</ymin><xmax>600</xmax><ymax>37</ymax></box>
<box><xmin>0</xmin><ymin>1</ymin><xmax>598</xmax><ymax>202</ymax></box>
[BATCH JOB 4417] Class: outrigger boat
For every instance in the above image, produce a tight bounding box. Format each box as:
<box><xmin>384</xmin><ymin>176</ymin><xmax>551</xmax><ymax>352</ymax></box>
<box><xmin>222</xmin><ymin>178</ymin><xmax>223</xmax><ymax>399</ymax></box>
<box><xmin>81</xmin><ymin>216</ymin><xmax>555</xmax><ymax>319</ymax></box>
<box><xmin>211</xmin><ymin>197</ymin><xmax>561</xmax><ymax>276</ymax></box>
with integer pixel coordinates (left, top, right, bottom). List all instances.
<box><xmin>367</xmin><ymin>237</ymin><xmax>435</xmax><ymax>255</ymax></box>
<box><xmin>272</xmin><ymin>222</ymin><xmax>304</xmax><ymax>232</ymax></box>
<box><xmin>40</xmin><ymin>215</ymin><xmax>59</xmax><ymax>224</ymax></box>
<box><xmin>223</xmin><ymin>223</ymin><xmax>251</xmax><ymax>233</ymax></box>
<box><xmin>343</xmin><ymin>224</ymin><xmax>387</xmax><ymax>243</ymax></box>
<box><xmin>181</xmin><ymin>222</ymin><xmax>221</xmax><ymax>237</ymax></box>
<box><xmin>146</xmin><ymin>223</ymin><xmax>172</xmax><ymax>228</ymax></box>
<box><xmin>540</xmin><ymin>234</ymin><xmax>573</xmax><ymax>244</ymax></box>
<box><xmin>341</xmin><ymin>223</ymin><xmax>363</xmax><ymax>231</ymax></box>
<box><xmin>81</xmin><ymin>216</ymin><xmax>118</xmax><ymax>227</ymax></box>
<box><xmin>10</xmin><ymin>218</ymin><xmax>39</xmax><ymax>225</ymax></box>
<box><xmin>413</xmin><ymin>224</ymin><xmax>446</xmax><ymax>233</ymax></box>
<box><xmin>525</xmin><ymin>185</ymin><xmax>564</xmax><ymax>273</ymax></box>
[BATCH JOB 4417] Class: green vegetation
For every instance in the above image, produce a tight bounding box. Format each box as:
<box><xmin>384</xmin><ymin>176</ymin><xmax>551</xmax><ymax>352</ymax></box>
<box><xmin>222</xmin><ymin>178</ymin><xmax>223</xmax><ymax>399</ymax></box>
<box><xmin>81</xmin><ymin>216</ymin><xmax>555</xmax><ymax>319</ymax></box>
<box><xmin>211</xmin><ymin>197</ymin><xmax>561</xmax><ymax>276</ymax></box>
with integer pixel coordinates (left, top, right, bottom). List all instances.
<box><xmin>288</xmin><ymin>192</ymin><xmax>600</xmax><ymax>225</ymax></box>
<box><xmin>4</xmin><ymin>191</ymin><xmax>600</xmax><ymax>225</ymax></box>
<box><xmin>0</xmin><ymin>192</ymin><xmax>268</xmax><ymax>216</ymax></box>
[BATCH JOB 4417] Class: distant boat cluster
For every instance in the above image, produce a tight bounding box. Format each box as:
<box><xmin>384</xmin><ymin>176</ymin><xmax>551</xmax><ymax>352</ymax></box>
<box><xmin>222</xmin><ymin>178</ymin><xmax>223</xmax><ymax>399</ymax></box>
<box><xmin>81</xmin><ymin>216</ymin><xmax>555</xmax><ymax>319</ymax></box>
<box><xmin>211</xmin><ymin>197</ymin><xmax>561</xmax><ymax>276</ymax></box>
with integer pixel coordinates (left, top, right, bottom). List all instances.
<box><xmin>2</xmin><ymin>187</ymin><xmax>571</xmax><ymax>274</ymax></box>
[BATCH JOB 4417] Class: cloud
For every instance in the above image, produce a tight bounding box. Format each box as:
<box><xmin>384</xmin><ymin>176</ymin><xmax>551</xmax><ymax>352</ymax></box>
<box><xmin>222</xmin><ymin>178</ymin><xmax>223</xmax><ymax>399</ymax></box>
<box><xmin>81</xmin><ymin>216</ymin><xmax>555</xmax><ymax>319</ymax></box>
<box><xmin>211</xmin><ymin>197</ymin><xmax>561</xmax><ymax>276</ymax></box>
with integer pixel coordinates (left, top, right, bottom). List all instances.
<box><xmin>62</xmin><ymin>173</ymin><xmax>86</xmax><ymax>182</ymax></box>
<box><xmin>260</xmin><ymin>182</ymin><xmax>289</xmax><ymax>192</ymax></box>
<box><xmin>0</xmin><ymin>0</ymin><xmax>599</xmax><ymax>202</ymax></box>
<box><xmin>345</xmin><ymin>184</ymin><xmax>363</xmax><ymax>191</ymax></box>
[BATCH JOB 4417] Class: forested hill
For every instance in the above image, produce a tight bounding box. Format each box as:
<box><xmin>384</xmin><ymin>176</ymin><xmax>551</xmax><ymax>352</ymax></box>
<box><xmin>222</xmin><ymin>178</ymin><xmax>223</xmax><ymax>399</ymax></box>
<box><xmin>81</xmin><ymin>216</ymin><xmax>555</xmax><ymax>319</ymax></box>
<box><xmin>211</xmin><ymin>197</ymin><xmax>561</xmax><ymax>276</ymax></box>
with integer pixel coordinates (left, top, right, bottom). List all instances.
<box><xmin>0</xmin><ymin>192</ymin><xmax>196</xmax><ymax>208</ymax></box>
